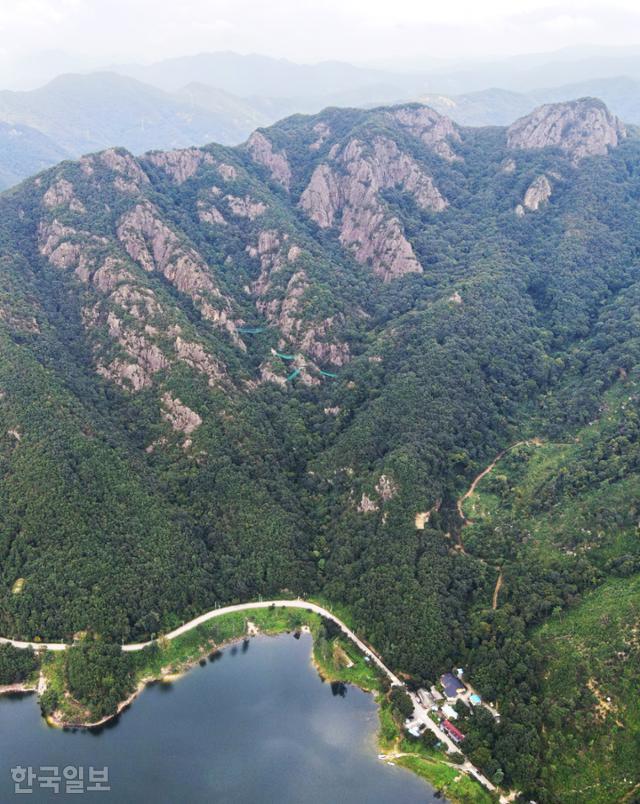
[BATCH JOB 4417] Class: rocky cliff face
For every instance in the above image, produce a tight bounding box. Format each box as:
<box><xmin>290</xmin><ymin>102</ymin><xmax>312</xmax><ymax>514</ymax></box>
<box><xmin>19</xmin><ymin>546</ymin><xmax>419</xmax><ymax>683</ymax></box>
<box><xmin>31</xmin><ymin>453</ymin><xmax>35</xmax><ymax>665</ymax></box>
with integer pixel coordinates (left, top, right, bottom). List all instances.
<box><xmin>515</xmin><ymin>174</ymin><xmax>553</xmax><ymax>216</ymax></box>
<box><xmin>507</xmin><ymin>98</ymin><xmax>626</xmax><ymax>163</ymax></box>
<box><xmin>4</xmin><ymin>98</ymin><xmax>634</xmax><ymax>407</ymax></box>
<box><xmin>300</xmin><ymin>135</ymin><xmax>447</xmax><ymax>281</ymax></box>
<box><xmin>524</xmin><ymin>175</ymin><xmax>552</xmax><ymax>210</ymax></box>
<box><xmin>146</xmin><ymin>148</ymin><xmax>216</xmax><ymax>184</ymax></box>
<box><xmin>387</xmin><ymin>106</ymin><xmax>461</xmax><ymax>162</ymax></box>
<box><xmin>116</xmin><ymin>201</ymin><xmax>237</xmax><ymax>340</ymax></box>
<box><xmin>161</xmin><ymin>393</ymin><xmax>202</xmax><ymax>435</ymax></box>
<box><xmin>42</xmin><ymin>178</ymin><xmax>86</xmax><ymax>213</ymax></box>
<box><xmin>29</xmin><ymin>151</ymin><xmax>243</xmax><ymax>400</ymax></box>
<box><xmin>246</xmin><ymin>131</ymin><xmax>292</xmax><ymax>189</ymax></box>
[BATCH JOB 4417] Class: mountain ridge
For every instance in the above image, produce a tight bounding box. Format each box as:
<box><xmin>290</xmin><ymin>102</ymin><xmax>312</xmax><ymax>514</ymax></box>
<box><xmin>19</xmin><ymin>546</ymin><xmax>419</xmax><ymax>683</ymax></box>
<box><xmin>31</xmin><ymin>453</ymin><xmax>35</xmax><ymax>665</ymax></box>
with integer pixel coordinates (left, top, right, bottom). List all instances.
<box><xmin>0</xmin><ymin>96</ymin><xmax>639</xmax><ymax>801</ymax></box>
<box><xmin>1</xmin><ymin>53</ymin><xmax>640</xmax><ymax>193</ymax></box>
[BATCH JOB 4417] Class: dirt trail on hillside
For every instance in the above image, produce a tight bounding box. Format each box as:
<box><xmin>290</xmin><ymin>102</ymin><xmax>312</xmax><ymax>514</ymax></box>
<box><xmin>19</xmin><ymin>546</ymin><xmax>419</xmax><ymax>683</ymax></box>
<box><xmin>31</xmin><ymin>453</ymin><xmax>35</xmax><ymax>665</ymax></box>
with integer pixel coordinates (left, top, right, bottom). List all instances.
<box><xmin>492</xmin><ymin>571</ymin><xmax>504</xmax><ymax>610</ymax></box>
<box><xmin>457</xmin><ymin>438</ymin><xmax>542</xmax><ymax>526</ymax></box>
<box><xmin>456</xmin><ymin>438</ymin><xmax>542</xmax><ymax>562</ymax></box>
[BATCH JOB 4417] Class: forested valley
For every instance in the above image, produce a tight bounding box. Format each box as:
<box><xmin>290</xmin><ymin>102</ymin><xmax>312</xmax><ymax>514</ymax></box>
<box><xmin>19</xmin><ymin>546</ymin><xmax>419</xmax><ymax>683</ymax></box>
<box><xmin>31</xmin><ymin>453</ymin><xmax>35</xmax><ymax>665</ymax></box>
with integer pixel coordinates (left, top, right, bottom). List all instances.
<box><xmin>0</xmin><ymin>97</ymin><xmax>638</xmax><ymax>801</ymax></box>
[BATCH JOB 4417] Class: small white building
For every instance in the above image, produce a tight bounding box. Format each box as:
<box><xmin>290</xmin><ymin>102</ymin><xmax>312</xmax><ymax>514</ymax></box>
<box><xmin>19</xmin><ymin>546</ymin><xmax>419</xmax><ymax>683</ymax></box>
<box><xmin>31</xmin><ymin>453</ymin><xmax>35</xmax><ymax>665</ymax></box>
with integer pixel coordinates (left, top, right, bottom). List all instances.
<box><xmin>442</xmin><ymin>703</ymin><xmax>459</xmax><ymax>720</ymax></box>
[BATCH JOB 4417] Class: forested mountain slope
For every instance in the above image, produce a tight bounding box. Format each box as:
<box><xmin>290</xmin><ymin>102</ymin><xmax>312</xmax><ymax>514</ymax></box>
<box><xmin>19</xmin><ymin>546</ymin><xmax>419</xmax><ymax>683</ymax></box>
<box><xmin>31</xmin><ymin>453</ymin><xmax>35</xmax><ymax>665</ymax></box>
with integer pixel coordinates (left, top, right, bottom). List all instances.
<box><xmin>0</xmin><ymin>97</ymin><xmax>639</xmax><ymax>800</ymax></box>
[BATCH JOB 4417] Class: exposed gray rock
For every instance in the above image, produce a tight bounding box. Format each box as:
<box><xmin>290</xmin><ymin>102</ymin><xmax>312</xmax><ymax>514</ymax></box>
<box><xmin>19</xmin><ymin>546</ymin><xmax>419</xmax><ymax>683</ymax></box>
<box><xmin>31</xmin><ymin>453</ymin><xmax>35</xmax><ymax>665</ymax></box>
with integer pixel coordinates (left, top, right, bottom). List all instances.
<box><xmin>92</xmin><ymin>257</ymin><xmax>135</xmax><ymax>293</ymax></box>
<box><xmin>217</xmin><ymin>163</ymin><xmax>237</xmax><ymax>181</ymax></box>
<box><xmin>300</xmin><ymin>136</ymin><xmax>447</xmax><ymax>281</ymax></box>
<box><xmin>99</xmin><ymin>149</ymin><xmax>150</xmax><ymax>186</ymax></box>
<box><xmin>197</xmin><ymin>201</ymin><xmax>226</xmax><ymax>225</ymax></box>
<box><xmin>375</xmin><ymin>474</ymin><xmax>398</xmax><ymax>501</ymax></box>
<box><xmin>246</xmin><ymin>131</ymin><xmax>292</xmax><ymax>189</ymax></box>
<box><xmin>298</xmin><ymin>318</ymin><xmax>350</xmax><ymax>367</ymax></box>
<box><xmin>43</xmin><ymin>178</ymin><xmax>85</xmax><ymax>213</ymax></box>
<box><xmin>388</xmin><ymin>106</ymin><xmax>461</xmax><ymax>161</ymax></box>
<box><xmin>507</xmin><ymin>98</ymin><xmax>626</xmax><ymax>163</ymax></box>
<box><xmin>309</xmin><ymin>121</ymin><xmax>331</xmax><ymax>151</ymax></box>
<box><xmin>523</xmin><ymin>174</ymin><xmax>552</xmax><ymax>211</ymax></box>
<box><xmin>117</xmin><ymin>202</ymin><xmax>243</xmax><ymax>348</ymax></box>
<box><xmin>357</xmin><ymin>493</ymin><xmax>379</xmax><ymax>513</ymax></box>
<box><xmin>96</xmin><ymin>314</ymin><xmax>168</xmax><ymax>392</ymax></box>
<box><xmin>174</xmin><ymin>336</ymin><xmax>226</xmax><ymax>387</ymax></box>
<box><xmin>161</xmin><ymin>393</ymin><xmax>202</xmax><ymax>434</ymax></box>
<box><xmin>147</xmin><ymin>148</ymin><xmax>215</xmax><ymax>184</ymax></box>
<box><xmin>37</xmin><ymin>219</ymin><xmax>108</xmax><ymax>283</ymax></box>
<box><xmin>299</xmin><ymin>163</ymin><xmax>341</xmax><ymax>228</ymax></box>
<box><xmin>224</xmin><ymin>194</ymin><xmax>266</xmax><ymax>219</ymax></box>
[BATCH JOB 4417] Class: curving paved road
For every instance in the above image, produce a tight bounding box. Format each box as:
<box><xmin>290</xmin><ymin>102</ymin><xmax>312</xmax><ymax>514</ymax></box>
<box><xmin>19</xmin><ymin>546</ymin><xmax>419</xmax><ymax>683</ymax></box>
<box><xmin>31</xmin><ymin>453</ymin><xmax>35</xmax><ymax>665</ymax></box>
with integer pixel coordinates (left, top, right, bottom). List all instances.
<box><xmin>0</xmin><ymin>599</ymin><xmax>401</xmax><ymax>674</ymax></box>
<box><xmin>0</xmin><ymin>598</ymin><xmax>501</xmax><ymax>797</ymax></box>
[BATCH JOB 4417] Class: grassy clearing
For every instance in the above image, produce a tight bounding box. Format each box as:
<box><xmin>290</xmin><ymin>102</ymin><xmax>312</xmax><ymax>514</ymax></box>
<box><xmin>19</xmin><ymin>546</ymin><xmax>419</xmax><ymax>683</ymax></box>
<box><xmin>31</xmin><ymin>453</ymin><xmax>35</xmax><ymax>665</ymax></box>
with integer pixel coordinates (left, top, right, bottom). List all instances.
<box><xmin>39</xmin><ymin>651</ymin><xmax>92</xmax><ymax>724</ymax></box>
<box><xmin>131</xmin><ymin>606</ymin><xmax>321</xmax><ymax>680</ymax></box>
<box><xmin>462</xmin><ymin>384</ymin><xmax>640</xmax><ymax>569</ymax></box>
<box><xmin>313</xmin><ymin>632</ymin><xmax>383</xmax><ymax>691</ymax></box>
<box><xmin>377</xmin><ymin>696</ymin><xmax>399</xmax><ymax>751</ymax></box>
<box><xmin>397</xmin><ymin>755</ymin><xmax>496</xmax><ymax>804</ymax></box>
<box><xmin>308</xmin><ymin>594</ymin><xmax>357</xmax><ymax>630</ymax></box>
<box><xmin>11</xmin><ymin>578</ymin><xmax>25</xmax><ymax>594</ymax></box>
<box><xmin>40</xmin><ymin>652</ymin><xmax>65</xmax><ymax>699</ymax></box>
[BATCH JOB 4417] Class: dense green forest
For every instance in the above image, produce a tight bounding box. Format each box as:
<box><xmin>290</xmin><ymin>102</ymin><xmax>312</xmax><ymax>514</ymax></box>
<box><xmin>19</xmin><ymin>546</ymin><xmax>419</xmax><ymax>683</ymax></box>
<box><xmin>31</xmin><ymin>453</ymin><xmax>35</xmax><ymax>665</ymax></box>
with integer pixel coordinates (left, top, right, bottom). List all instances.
<box><xmin>64</xmin><ymin>638</ymin><xmax>136</xmax><ymax>720</ymax></box>
<box><xmin>0</xmin><ymin>643</ymin><xmax>38</xmax><ymax>685</ymax></box>
<box><xmin>0</xmin><ymin>98</ymin><xmax>638</xmax><ymax>800</ymax></box>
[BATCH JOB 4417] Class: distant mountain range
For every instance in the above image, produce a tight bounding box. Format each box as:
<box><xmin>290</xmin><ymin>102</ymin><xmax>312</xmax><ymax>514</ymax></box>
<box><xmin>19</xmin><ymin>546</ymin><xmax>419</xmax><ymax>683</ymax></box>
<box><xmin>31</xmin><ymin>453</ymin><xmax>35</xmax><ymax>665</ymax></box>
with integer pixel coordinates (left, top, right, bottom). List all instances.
<box><xmin>0</xmin><ymin>121</ymin><xmax>69</xmax><ymax>189</ymax></box>
<box><xmin>112</xmin><ymin>45</ymin><xmax>640</xmax><ymax>97</ymax></box>
<box><xmin>115</xmin><ymin>51</ymin><xmax>409</xmax><ymax>98</ymax></box>
<box><xmin>420</xmin><ymin>76</ymin><xmax>640</xmax><ymax>127</ymax></box>
<box><xmin>0</xmin><ymin>72</ymin><xmax>267</xmax><ymax>157</ymax></box>
<box><xmin>1</xmin><ymin>48</ymin><xmax>640</xmax><ymax>190</ymax></box>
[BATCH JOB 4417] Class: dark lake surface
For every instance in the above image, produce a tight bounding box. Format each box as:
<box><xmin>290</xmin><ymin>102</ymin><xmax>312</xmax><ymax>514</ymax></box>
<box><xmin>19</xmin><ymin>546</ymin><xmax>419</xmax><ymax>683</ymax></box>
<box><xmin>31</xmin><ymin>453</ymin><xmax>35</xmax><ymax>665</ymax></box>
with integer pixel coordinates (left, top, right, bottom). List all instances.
<box><xmin>0</xmin><ymin>633</ymin><xmax>438</xmax><ymax>803</ymax></box>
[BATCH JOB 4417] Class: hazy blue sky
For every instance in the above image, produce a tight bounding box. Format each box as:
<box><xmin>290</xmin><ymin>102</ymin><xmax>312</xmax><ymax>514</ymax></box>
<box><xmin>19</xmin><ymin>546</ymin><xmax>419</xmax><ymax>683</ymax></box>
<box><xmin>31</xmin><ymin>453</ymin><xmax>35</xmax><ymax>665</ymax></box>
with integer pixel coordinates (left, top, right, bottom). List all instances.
<box><xmin>1</xmin><ymin>0</ymin><xmax>639</xmax><ymax>71</ymax></box>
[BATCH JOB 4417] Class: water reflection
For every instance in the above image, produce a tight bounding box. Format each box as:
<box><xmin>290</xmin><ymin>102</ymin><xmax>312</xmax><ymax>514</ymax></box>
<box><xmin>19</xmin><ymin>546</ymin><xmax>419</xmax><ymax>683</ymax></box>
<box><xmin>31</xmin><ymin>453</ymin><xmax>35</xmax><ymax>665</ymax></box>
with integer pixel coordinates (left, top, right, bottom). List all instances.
<box><xmin>0</xmin><ymin>633</ymin><xmax>440</xmax><ymax>803</ymax></box>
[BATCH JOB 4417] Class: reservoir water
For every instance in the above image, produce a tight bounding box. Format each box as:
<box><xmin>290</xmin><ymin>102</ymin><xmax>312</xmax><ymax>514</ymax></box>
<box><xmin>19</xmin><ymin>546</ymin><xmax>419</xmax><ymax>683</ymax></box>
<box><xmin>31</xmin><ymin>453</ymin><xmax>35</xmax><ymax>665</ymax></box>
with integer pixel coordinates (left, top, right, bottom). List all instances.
<box><xmin>0</xmin><ymin>633</ymin><xmax>438</xmax><ymax>802</ymax></box>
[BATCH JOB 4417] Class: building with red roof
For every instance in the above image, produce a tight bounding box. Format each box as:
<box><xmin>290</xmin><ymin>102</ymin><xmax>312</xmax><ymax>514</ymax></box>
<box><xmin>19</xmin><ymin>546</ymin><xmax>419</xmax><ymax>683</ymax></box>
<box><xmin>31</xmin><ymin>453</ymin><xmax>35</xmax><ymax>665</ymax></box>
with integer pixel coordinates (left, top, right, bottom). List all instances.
<box><xmin>441</xmin><ymin>719</ymin><xmax>465</xmax><ymax>743</ymax></box>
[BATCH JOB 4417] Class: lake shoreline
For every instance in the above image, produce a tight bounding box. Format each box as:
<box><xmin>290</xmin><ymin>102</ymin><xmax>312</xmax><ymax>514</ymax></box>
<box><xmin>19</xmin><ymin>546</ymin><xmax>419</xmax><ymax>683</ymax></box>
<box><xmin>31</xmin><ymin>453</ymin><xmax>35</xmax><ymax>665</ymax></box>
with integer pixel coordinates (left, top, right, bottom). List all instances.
<box><xmin>0</xmin><ymin>682</ymin><xmax>37</xmax><ymax>696</ymax></box>
<box><xmin>0</xmin><ymin>629</ymin><xmax>435</xmax><ymax>804</ymax></box>
<box><xmin>43</xmin><ymin>627</ymin><xmax>286</xmax><ymax>730</ymax></box>
<box><xmin>4</xmin><ymin>607</ymin><xmax>493</xmax><ymax>803</ymax></box>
